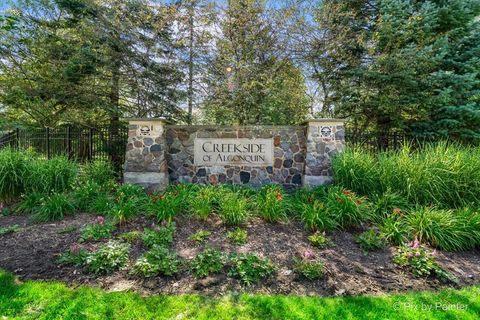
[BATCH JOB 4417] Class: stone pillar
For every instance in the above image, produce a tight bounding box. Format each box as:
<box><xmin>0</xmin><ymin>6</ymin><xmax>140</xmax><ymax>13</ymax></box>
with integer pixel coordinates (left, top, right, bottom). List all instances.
<box><xmin>123</xmin><ymin>118</ymin><xmax>169</xmax><ymax>192</ymax></box>
<box><xmin>304</xmin><ymin>119</ymin><xmax>346</xmax><ymax>187</ymax></box>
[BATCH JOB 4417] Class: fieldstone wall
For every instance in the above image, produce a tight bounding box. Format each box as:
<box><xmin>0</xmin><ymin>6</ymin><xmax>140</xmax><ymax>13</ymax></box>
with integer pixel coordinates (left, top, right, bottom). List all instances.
<box><xmin>165</xmin><ymin>126</ymin><xmax>307</xmax><ymax>190</ymax></box>
<box><xmin>123</xmin><ymin>119</ymin><xmax>345</xmax><ymax>191</ymax></box>
<box><xmin>123</xmin><ymin>119</ymin><xmax>169</xmax><ymax>192</ymax></box>
<box><xmin>304</xmin><ymin>120</ymin><xmax>346</xmax><ymax>187</ymax></box>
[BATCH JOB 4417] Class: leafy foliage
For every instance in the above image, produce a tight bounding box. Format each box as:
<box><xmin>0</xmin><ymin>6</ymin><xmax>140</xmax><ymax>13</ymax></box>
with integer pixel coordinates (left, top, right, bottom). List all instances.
<box><xmin>85</xmin><ymin>241</ymin><xmax>130</xmax><ymax>275</ymax></box>
<box><xmin>217</xmin><ymin>190</ymin><xmax>249</xmax><ymax>225</ymax></box>
<box><xmin>307</xmin><ymin>232</ymin><xmax>333</xmax><ymax>249</ymax></box>
<box><xmin>227</xmin><ymin>253</ymin><xmax>275</xmax><ymax>286</ymax></box>
<box><xmin>32</xmin><ymin>193</ymin><xmax>75</xmax><ymax>222</ymax></box>
<box><xmin>25</xmin><ymin>156</ymin><xmax>78</xmax><ymax>195</ymax></box>
<box><xmin>81</xmin><ymin>160</ymin><xmax>116</xmax><ymax>187</ymax></box>
<box><xmin>0</xmin><ymin>148</ymin><xmax>29</xmax><ymax>203</ymax></box>
<box><xmin>187</xmin><ymin>185</ymin><xmax>216</xmax><ymax>219</ymax></box>
<box><xmin>80</xmin><ymin>219</ymin><xmax>115</xmax><ymax>242</ymax></box>
<box><xmin>142</xmin><ymin>223</ymin><xmax>176</xmax><ymax>248</ymax></box>
<box><xmin>132</xmin><ymin>246</ymin><xmax>181</xmax><ymax>277</ymax></box>
<box><xmin>0</xmin><ymin>224</ymin><xmax>20</xmax><ymax>236</ymax></box>
<box><xmin>190</xmin><ymin>248</ymin><xmax>225</xmax><ymax>278</ymax></box>
<box><xmin>294</xmin><ymin>251</ymin><xmax>324</xmax><ymax>281</ymax></box>
<box><xmin>393</xmin><ymin>240</ymin><xmax>455</xmax><ymax>283</ymax></box>
<box><xmin>189</xmin><ymin>230</ymin><xmax>211</xmax><ymax>243</ymax></box>
<box><xmin>356</xmin><ymin>229</ymin><xmax>387</xmax><ymax>253</ymax></box>
<box><xmin>255</xmin><ymin>184</ymin><xmax>288</xmax><ymax>222</ymax></box>
<box><xmin>226</xmin><ymin>228</ymin><xmax>248</xmax><ymax>245</ymax></box>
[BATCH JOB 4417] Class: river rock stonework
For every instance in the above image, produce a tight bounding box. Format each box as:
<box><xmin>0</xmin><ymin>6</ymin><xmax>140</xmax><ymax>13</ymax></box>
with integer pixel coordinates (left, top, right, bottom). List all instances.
<box><xmin>123</xmin><ymin>118</ymin><xmax>169</xmax><ymax>192</ymax></box>
<box><xmin>304</xmin><ymin>119</ymin><xmax>346</xmax><ymax>187</ymax></box>
<box><xmin>123</xmin><ymin>119</ymin><xmax>345</xmax><ymax>191</ymax></box>
<box><xmin>165</xmin><ymin>126</ymin><xmax>307</xmax><ymax>190</ymax></box>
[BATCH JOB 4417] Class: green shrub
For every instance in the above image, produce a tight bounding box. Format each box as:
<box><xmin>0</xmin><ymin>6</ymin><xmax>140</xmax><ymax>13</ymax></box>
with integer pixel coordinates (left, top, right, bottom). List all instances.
<box><xmin>226</xmin><ymin>228</ymin><xmax>248</xmax><ymax>245</ymax></box>
<box><xmin>132</xmin><ymin>245</ymin><xmax>180</xmax><ymax>277</ymax></box>
<box><xmin>188</xmin><ymin>186</ymin><xmax>216</xmax><ymax>219</ymax></box>
<box><xmin>119</xmin><ymin>231</ymin><xmax>142</xmax><ymax>243</ymax></box>
<box><xmin>25</xmin><ymin>156</ymin><xmax>78</xmax><ymax>195</ymax></box>
<box><xmin>32</xmin><ymin>193</ymin><xmax>75</xmax><ymax>222</ymax></box>
<box><xmin>255</xmin><ymin>184</ymin><xmax>288</xmax><ymax>222</ymax></box>
<box><xmin>371</xmin><ymin>190</ymin><xmax>409</xmax><ymax>224</ymax></box>
<box><xmin>80</xmin><ymin>218</ymin><xmax>115</xmax><ymax>242</ymax></box>
<box><xmin>147</xmin><ymin>192</ymin><xmax>184</xmax><ymax>223</ymax></box>
<box><xmin>324</xmin><ymin>187</ymin><xmax>370</xmax><ymax>229</ymax></box>
<box><xmin>57</xmin><ymin>243</ymin><xmax>88</xmax><ymax>267</ymax></box>
<box><xmin>333</xmin><ymin>143</ymin><xmax>480</xmax><ymax>208</ymax></box>
<box><xmin>0</xmin><ymin>148</ymin><xmax>29</xmax><ymax>202</ymax></box>
<box><xmin>379</xmin><ymin>214</ymin><xmax>410</xmax><ymax>246</ymax></box>
<box><xmin>0</xmin><ymin>224</ymin><xmax>20</xmax><ymax>236</ymax></box>
<box><xmin>81</xmin><ymin>160</ymin><xmax>116</xmax><ymax>186</ymax></box>
<box><xmin>406</xmin><ymin>207</ymin><xmax>473</xmax><ymax>251</ymax></box>
<box><xmin>72</xmin><ymin>182</ymin><xmax>113</xmax><ymax>213</ymax></box>
<box><xmin>16</xmin><ymin>192</ymin><xmax>44</xmax><ymax>214</ymax></box>
<box><xmin>109</xmin><ymin>199</ymin><xmax>141</xmax><ymax>224</ymax></box>
<box><xmin>109</xmin><ymin>184</ymin><xmax>147</xmax><ymax>224</ymax></box>
<box><xmin>299</xmin><ymin>200</ymin><xmax>336</xmax><ymax>232</ymax></box>
<box><xmin>294</xmin><ymin>251</ymin><xmax>324</xmax><ymax>280</ymax></box>
<box><xmin>393</xmin><ymin>240</ymin><xmax>455</xmax><ymax>283</ymax></box>
<box><xmin>85</xmin><ymin>240</ymin><xmax>130</xmax><ymax>275</ymax></box>
<box><xmin>356</xmin><ymin>229</ymin><xmax>387</xmax><ymax>252</ymax></box>
<box><xmin>217</xmin><ymin>190</ymin><xmax>249</xmax><ymax>225</ymax></box>
<box><xmin>190</xmin><ymin>248</ymin><xmax>225</xmax><ymax>278</ymax></box>
<box><xmin>189</xmin><ymin>230</ymin><xmax>211</xmax><ymax>243</ymax></box>
<box><xmin>227</xmin><ymin>253</ymin><xmax>275</xmax><ymax>286</ymax></box>
<box><xmin>142</xmin><ymin>223</ymin><xmax>176</xmax><ymax>248</ymax></box>
<box><xmin>308</xmin><ymin>232</ymin><xmax>333</xmax><ymax>249</ymax></box>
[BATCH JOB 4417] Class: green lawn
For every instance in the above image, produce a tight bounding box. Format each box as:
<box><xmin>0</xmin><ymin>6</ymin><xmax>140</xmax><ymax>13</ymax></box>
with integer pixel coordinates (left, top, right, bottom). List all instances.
<box><xmin>0</xmin><ymin>270</ymin><xmax>479</xmax><ymax>320</ymax></box>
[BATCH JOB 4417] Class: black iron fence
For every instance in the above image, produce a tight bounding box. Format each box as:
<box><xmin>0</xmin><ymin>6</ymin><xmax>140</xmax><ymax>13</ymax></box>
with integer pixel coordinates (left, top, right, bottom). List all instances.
<box><xmin>0</xmin><ymin>125</ymin><xmax>128</xmax><ymax>173</ymax></box>
<box><xmin>0</xmin><ymin>125</ymin><xmax>434</xmax><ymax>173</ymax></box>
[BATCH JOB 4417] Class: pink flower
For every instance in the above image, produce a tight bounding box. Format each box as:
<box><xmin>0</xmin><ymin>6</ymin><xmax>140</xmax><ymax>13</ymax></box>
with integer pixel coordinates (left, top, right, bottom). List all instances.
<box><xmin>70</xmin><ymin>243</ymin><xmax>81</xmax><ymax>255</ymax></box>
<box><xmin>431</xmin><ymin>249</ymin><xmax>437</xmax><ymax>257</ymax></box>
<box><xmin>95</xmin><ymin>216</ymin><xmax>105</xmax><ymax>225</ymax></box>
<box><xmin>393</xmin><ymin>208</ymin><xmax>402</xmax><ymax>214</ymax></box>
<box><xmin>303</xmin><ymin>249</ymin><xmax>315</xmax><ymax>260</ymax></box>
<box><xmin>410</xmin><ymin>238</ymin><xmax>420</xmax><ymax>249</ymax></box>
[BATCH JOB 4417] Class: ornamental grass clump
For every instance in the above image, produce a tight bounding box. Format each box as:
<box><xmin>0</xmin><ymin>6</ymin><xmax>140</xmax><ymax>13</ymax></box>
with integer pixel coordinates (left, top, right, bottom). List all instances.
<box><xmin>255</xmin><ymin>184</ymin><xmax>288</xmax><ymax>222</ymax></box>
<box><xmin>80</xmin><ymin>160</ymin><xmax>116</xmax><ymax>187</ymax></box>
<box><xmin>217</xmin><ymin>189</ymin><xmax>249</xmax><ymax>225</ymax></box>
<box><xmin>108</xmin><ymin>184</ymin><xmax>148</xmax><ymax>224</ymax></box>
<box><xmin>32</xmin><ymin>193</ymin><xmax>76</xmax><ymax>222</ymax></box>
<box><xmin>25</xmin><ymin>156</ymin><xmax>78</xmax><ymax>195</ymax></box>
<box><xmin>0</xmin><ymin>148</ymin><xmax>29</xmax><ymax>203</ymax></box>
<box><xmin>187</xmin><ymin>185</ymin><xmax>216</xmax><ymax>219</ymax></box>
<box><xmin>333</xmin><ymin>142</ymin><xmax>480</xmax><ymax>208</ymax></box>
<box><xmin>405</xmin><ymin>207</ymin><xmax>476</xmax><ymax>252</ymax></box>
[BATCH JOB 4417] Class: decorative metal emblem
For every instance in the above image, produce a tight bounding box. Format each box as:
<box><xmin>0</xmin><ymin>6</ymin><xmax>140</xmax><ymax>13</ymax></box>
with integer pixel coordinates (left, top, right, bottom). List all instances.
<box><xmin>320</xmin><ymin>126</ymin><xmax>333</xmax><ymax>137</ymax></box>
<box><xmin>140</xmin><ymin>126</ymin><xmax>151</xmax><ymax>136</ymax></box>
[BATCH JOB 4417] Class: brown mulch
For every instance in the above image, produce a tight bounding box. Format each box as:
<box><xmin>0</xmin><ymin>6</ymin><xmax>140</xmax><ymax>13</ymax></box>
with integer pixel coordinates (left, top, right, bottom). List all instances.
<box><xmin>0</xmin><ymin>212</ymin><xmax>479</xmax><ymax>297</ymax></box>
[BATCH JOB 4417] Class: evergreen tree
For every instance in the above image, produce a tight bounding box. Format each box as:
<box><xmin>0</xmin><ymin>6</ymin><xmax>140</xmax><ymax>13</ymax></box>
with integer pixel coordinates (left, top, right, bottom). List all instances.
<box><xmin>202</xmin><ymin>0</ymin><xmax>309</xmax><ymax>125</ymax></box>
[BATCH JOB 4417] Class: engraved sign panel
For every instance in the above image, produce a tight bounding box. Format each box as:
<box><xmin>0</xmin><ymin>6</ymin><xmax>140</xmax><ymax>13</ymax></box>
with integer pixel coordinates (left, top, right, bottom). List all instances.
<box><xmin>194</xmin><ymin>138</ymin><xmax>273</xmax><ymax>166</ymax></box>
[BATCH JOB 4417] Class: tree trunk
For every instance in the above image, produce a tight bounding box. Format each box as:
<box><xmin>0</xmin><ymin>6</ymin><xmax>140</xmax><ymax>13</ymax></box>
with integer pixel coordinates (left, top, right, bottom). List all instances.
<box><xmin>187</xmin><ymin>1</ymin><xmax>195</xmax><ymax>124</ymax></box>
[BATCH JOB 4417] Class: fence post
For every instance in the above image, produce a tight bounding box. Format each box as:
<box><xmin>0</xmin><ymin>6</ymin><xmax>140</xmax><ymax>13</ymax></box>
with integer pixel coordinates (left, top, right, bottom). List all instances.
<box><xmin>46</xmin><ymin>127</ymin><xmax>51</xmax><ymax>159</ymax></box>
<box><xmin>15</xmin><ymin>128</ymin><xmax>19</xmax><ymax>149</ymax></box>
<box><xmin>88</xmin><ymin>128</ymin><xmax>93</xmax><ymax>161</ymax></box>
<box><xmin>67</xmin><ymin>126</ymin><xmax>72</xmax><ymax>160</ymax></box>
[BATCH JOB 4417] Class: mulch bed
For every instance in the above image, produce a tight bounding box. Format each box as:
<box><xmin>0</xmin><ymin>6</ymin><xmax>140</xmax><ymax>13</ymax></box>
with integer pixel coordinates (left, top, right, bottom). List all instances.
<box><xmin>1</xmin><ymin>213</ymin><xmax>479</xmax><ymax>296</ymax></box>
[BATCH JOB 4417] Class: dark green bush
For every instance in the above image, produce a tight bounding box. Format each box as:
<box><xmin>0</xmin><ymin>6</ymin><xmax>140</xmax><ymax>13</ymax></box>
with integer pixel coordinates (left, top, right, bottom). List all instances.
<box><xmin>406</xmin><ymin>207</ymin><xmax>474</xmax><ymax>251</ymax></box>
